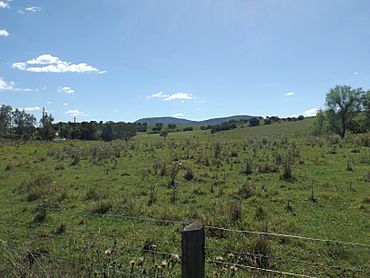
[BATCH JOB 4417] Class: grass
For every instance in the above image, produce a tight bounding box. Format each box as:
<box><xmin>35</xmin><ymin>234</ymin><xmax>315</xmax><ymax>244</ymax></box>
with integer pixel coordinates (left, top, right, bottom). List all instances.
<box><xmin>0</xmin><ymin>118</ymin><xmax>369</xmax><ymax>277</ymax></box>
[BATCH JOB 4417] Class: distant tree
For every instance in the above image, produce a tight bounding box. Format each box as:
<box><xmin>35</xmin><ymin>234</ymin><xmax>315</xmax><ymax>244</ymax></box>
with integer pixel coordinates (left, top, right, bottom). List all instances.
<box><xmin>114</xmin><ymin>122</ymin><xmax>137</xmax><ymax>142</ymax></box>
<box><xmin>101</xmin><ymin>122</ymin><xmax>114</xmax><ymax>141</ymax></box>
<box><xmin>325</xmin><ymin>85</ymin><xmax>364</xmax><ymax>138</ymax></box>
<box><xmin>363</xmin><ymin>90</ymin><xmax>370</xmax><ymax>129</ymax></box>
<box><xmin>58</xmin><ymin>123</ymin><xmax>72</xmax><ymax>139</ymax></box>
<box><xmin>297</xmin><ymin>115</ymin><xmax>304</xmax><ymax>120</ymax></box>
<box><xmin>39</xmin><ymin>108</ymin><xmax>55</xmax><ymax>140</ymax></box>
<box><xmin>0</xmin><ymin>104</ymin><xmax>13</xmax><ymax>136</ymax></box>
<box><xmin>136</xmin><ymin>122</ymin><xmax>147</xmax><ymax>132</ymax></box>
<box><xmin>12</xmin><ymin>109</ymin><xmax>36</xmax><ymax>139</ymax></box>
<box><xmin>249</xmin><ymin>117</ymin><xmax>260</xmax><ymax>127</ymax></box>
<box><xmin>167</xmin><ymin>123</ymin><xmax>176</xmax><ymax>129</ymax></box>
<box><xmin>160</xmin><ymin>130</ymin><xmax>169</xmax><ymax>140</ymax></box>
<box><xmin>264</xmin><ymin>118</ymin><xmax>272</xmax><ymax>125</ymax></box>
<box><xmin>152</xmin><ymin>123</ymin><xmax>163</xmax><ymax>132</ymax></box>
<box><xmin>183</xmin><ymin>126</ymin><xmax>193</xmax><ymax>132</ymax></box>
<box><xmin>312</xmin><ymin>109</ymin><xmax>327</xmax><ymax>136</ymax></box>
<box><xmin>79</xmin><ymin>121</ymin><xmax>97</xmax><ymax>140</ymax></box>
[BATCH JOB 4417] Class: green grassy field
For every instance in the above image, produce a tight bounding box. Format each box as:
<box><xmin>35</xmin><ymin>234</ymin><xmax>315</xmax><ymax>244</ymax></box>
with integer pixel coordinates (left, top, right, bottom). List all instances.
<box><xmin>0</xmin><ymin>118</ymin><xmax>369</xmax><ymax>277</ymax></box>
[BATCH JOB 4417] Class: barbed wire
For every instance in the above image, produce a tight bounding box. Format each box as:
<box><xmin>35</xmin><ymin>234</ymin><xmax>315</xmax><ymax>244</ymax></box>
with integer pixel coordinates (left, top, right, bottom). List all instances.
<box><xmin>204</xmin><ymin>225</ymin><xmax>370</xmax><ymax>248</ymax></box>
<box><xmin>205</xmin><ymin>246</ymin><xmax>369</xmax><ymax>274</ymax></box>
<box><xmin>23</xmin><ymin>205</ymin><xmax>370</xmax><ymax>248</ymax></box>
<box><xmin>207</xmin><ymin>259</ymin><xmax>316</xmax><ymax>278</ymax></box>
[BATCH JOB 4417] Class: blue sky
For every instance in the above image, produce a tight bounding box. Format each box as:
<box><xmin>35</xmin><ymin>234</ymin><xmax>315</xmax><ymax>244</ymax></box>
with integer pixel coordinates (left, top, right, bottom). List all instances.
<box><xmin>1</xmin><ymin>0</ymin><xmax>369</xmax><ymax>122</ymax></box>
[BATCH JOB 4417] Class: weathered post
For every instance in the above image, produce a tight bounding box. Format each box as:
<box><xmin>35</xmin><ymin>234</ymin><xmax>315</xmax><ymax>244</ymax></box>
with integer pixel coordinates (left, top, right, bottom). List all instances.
<box><xmin>181</xmin><ymin>222</ymin><xmax>205</xmax><ymax>278</ymax></box>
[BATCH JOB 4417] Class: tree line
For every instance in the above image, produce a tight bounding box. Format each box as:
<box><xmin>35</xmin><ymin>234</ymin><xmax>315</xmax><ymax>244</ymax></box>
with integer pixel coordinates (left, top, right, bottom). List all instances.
<box><xmin>0</xmin><ymin>105</ymin><xmax>136</xmax><ymax>142</ymax></box>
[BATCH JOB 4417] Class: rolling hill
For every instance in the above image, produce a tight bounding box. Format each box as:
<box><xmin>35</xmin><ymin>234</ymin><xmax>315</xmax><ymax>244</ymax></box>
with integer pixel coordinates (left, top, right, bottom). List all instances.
<box><xmin>135</xmin><ymin>115</ymin><xmax>257</xmax><ymax>125</ymax></box>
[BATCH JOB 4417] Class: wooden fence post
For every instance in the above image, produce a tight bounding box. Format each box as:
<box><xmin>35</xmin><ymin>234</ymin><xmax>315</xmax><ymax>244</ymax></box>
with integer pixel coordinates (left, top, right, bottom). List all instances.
<box><xmin>181</xmin><ymin>222</ymin><xmax>205</xmax><ymax>278</ymax></box>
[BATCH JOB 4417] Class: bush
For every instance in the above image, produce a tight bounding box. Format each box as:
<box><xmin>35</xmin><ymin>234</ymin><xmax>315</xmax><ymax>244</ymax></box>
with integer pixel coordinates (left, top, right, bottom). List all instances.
<box><xmin>251</xmin><ymin>236</ymin><xmax>271</xmax><ymax>268</ymax></box>
<box><xmin>90</xmin><ymin>201</ymin><xmax>112</xmax><ymax>214</ymax></box>
<box><xmin>184</xmin><ymin>167</ymin><xmax>194</xmax><ymax>181</ymax></box>
<box><xmin>242</xmin><ymin>156</ymin><xmax>253</xmax><ymax>175</ymax></box>
<box><xmin>226</xmin><ymin>202</ymin><xmax>242</xmax><ymax>224</ymax></box>
<box><xmin>237</xmin><ymin>182</ymin><xmax>254</xmax><ymax>199</ymax></box>
<box><xmin>255</xmin><ymin>206</ymin><xmax>266</xmax><ymax>220</ymax></box>
<box><xmin>32</xmin><ymin>208</ymin><xmax>47</xmax><ymax>223</ymax></box>
<box><xmin>183</xmin><ymin>127</ymin><xmax>193</xmax><ymax>132</ymax></box>
<box><xmin>249</xmin><ymin>117</ymin><xmax>260</xmax><ymax>127</ymax></box>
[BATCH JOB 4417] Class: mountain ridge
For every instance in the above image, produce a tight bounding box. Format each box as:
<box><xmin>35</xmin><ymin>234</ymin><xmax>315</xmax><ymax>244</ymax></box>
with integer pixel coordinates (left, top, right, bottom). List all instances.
<box><xmin>135</xmin><ymin>115</ymin><xmax>258</xmax><ymax>125</ymax></box>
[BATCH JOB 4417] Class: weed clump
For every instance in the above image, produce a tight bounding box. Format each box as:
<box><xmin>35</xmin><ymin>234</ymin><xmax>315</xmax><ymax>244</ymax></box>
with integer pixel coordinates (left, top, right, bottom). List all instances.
<box><xmin>251</xmin><ymin>236</ymin><xmax>271</xmax><ymax>268</ymax></box>
<box><xmin>91</xmin><ymin>201</ymin><xmax>112</xmax><ymax>214</ymax></box>
<box><xmin>184</xmin><ymin>167</ymin><xmax>194</xmax><ymax>181</ymax></box>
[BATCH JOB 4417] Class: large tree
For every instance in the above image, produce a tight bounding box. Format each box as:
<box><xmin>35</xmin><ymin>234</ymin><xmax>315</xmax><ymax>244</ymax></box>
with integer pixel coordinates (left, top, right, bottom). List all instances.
<box><xmin>325</xmin><ymin>85</ymin><xmax>364</xmax><ymax>138</ymax></box>
<box><xmin>0</xmin><ymin>105</ymin><xmax>12</xmax><ymax>136</ymax></box>
<box><xmin>39</xmin><ymin>108</ymin><xmax>55</xmax><ymax>140</ymax></box>
<box><xmin>12</xmin><ymin>109</ymin><xmax>36</xmax><ymax>139</ymax></box>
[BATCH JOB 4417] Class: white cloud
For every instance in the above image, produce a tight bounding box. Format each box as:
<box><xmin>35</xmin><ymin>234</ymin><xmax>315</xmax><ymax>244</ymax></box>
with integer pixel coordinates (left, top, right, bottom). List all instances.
<box><xmin>63</xmin><ymin>102</ymin><xmax>68</xmax><ymax>106</ymax></box>
<box><xmin>25</xmin><ymin>6</ymin><xmax>42</xmax><ymax>12</ymax></box>
<box><xmin>285</xmin><ymin>92</ymin><xmax>294</xmax><ymax>96</ymax></box>
<box><xmin>0</xmin><ymin>78</ymin><xmax>32</xmax><ymax>92</ymax></box>
<box><xmin>147</xmin><ymin>91</ymin><xmax>193</xmax><ymax>101</ymax></box>
<box><xmin>65</xmin><ymin>109</ymin><xmax>87</xmax><ymax>116</ymax></box>
<box><xmin>47</xmin><ymin>101</ymin><xmax>52</xmax><ymax>104</ymax></box>
<box><xmin>194</xmin><ymin>100</ymin><xmax>205</xmax><ymax>104</ymax></box>
<box><xmin>20</xmin><ymin>107</ymin><xmax>41</xmax><ymax>112</ymax></box>
<box><xmin>354</xmin><ymin>71</ymin><xmax>358</xmax><ymax>75</ymax></box>
<box><xmin>12</xmin><ymin>54</ymin><xmax>105</xmax><ymax>73</ymax></box>
<box><xmin>113</xmin><ymin>109</ymin><xmax>118</xmax><ymax>112</ymax></box>
<box><xmin>173</xmin><ymin>113</ymin><xmax>185</xmax><ymax>118</ymax></box>
<box><xmin>0</xmin><ymin>1</ymin><xmax>10</xmax><ymax>8</ymax></box>
<box><xmin>0</xmin><ymin>29</ymin><xmax>9</xmax><ymax>37</ymax></box>
<box><xmin>59</xmin><ymin>86</ymin><xmax>75</xmax><ymax>94</ymax></box>
<box><xmin>302</xmin><ymin>108</ymin><xmax>319</xmax><ymax>117</ymax></box>
<box><xmin>147</xmin><ymin>91</ymin><xmax>169</xmax><ymax>99</ymax></box>
<box><xmin>164</xmin><ymin>92</ymin><xmax>193</xmax><ymax>101</ymax></box>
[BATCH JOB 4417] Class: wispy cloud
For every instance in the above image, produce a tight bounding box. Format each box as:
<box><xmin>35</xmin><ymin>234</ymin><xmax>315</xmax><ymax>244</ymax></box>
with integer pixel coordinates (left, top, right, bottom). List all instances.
<box><xmin>59</xmin><ymin>86</ymin><xmax>75</xmax><ymax>94</ymax></box>
<box><xmin>194</xmin><ymin>100</ymin><xmax>205</xmax><ymax>104</ymax></box>
<box><xmin>147</xmin><ymin>91</ymin><xmax>193</xmax><ymax>101</ymax></box>
<box><xmin>303</xmin><ymin>108</ymin><xmax>319</xmax><ymax>117</ymax></box>
<box><xmin>63</xmin><ymin>102</ymin><xmax>69</xmax><ymax>106</ymax></box>
<box><xmin>0</xmin><ymin>28</ymin><xmax>9</xmax><ymax>37</ymax></box>
<box><xmin>147</xmin><ymin>91</ymin><xmax>169</xmax><ymax>99</ymax></box>
<box><xmin>164</xmin><ymin>92</ymin><xmax>193</xmax><ymax>101</ymax></box>
<box><xmin>12</xmin><ymin>54</ymin><xmax>106</xmax><ymax>73</ymax></box>
<box><xmin>285</xmin><ymin>92</ymin><xmax>294</xmax><ymax>96</ymax></box>
<box><xmin>65</xmin><ymin>109</ymin><xmax>87</xmax><ymax>116</ymax></box>
<box><xmin>0</xmin><ymin>78</ymin><xmax>33</xmax><ymax>92</ymax></box>
<box><xmin>0</xmin><ymin>1</ymin><xmax>10</xmax><ymax>8</ymax></box>
<box><xmin>25</xmin><ymin>6</ymin><xmax>42</xmax><ymax>12</ymax></box>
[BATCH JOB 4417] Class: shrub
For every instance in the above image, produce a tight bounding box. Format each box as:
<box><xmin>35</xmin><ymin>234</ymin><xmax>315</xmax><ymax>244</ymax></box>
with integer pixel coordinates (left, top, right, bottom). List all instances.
<box><xmin>147</xmin><ymin>184</ymin><xmax>158</xmax><ymax>206</ymax></box>
<box><xmin>255</xmin><ymin>206</ymin><xmax>266</xmax><ymax>220</ymax></box>
<box><xmin>184</xmin><ymin>167</ymin><xmax>194</xmax><ymax>181</ymax></box>
<box><xmin>237</xmin><ymin>182</ymin><xmax>254</xmax><ymax>199</ymax></box>
<box><xmin>226</xmin><ymin>201</ymin><xmax>242</xmax><ymax>224</ymax></box>
<box><xmin>84</xmin><ymin>185</ymin><xmax>105</xmax><ymax>201</ymax></box>
<box><xmin>21</xmin><ymin>174</ymin><xmax>53</xmax><ymax>201</ymax></box>
<box><xmin>32</xmin><ymin>208</ymin><xmax>47</xmax><ymax>223</ymax></box>
<box><xmin>183</xmin><ymin>127</ymin><xmax>193</xmax><ymax>132</ymax></box>
<box><xmin>251</xmin><ymin>236</ymin><xmax>271</xmax><ymax>268</ymax></box>
<box><xmin>91</xmin><ymin>201</ymin><xmax>112</xmax><ymax>214</ymax></box>
<box><xmin>242</xmin><ymin>156</ymin><xmax>253</xmax><ymax>175</ymax></box>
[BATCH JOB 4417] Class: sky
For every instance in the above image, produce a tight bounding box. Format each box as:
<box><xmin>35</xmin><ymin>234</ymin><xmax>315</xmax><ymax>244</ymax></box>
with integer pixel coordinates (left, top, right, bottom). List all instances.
<box><xmin>1</xmin><ymin>0</ymin><xmax>370</xmax><ymax>122</ymax></box>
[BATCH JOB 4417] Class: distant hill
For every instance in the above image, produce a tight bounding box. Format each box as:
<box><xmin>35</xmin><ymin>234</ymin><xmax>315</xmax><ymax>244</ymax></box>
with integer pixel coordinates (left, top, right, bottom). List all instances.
<box><xmin>135</xmin><ymin>115</ymin><xmax>256</xmax><ymax>125</ymax></box>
